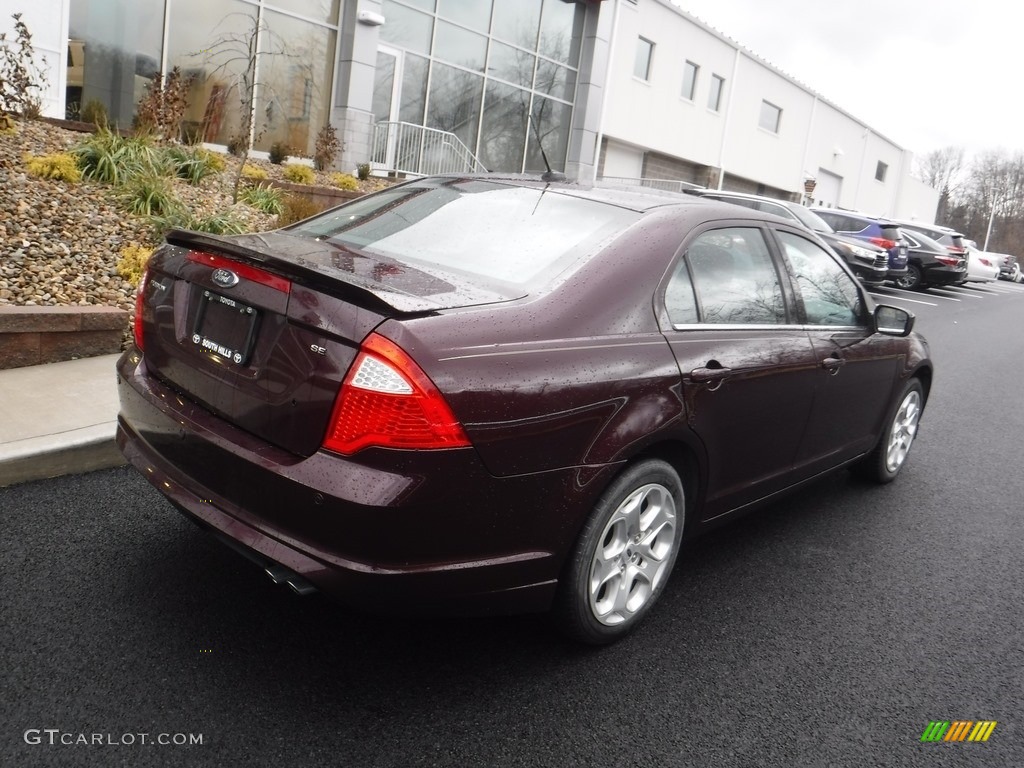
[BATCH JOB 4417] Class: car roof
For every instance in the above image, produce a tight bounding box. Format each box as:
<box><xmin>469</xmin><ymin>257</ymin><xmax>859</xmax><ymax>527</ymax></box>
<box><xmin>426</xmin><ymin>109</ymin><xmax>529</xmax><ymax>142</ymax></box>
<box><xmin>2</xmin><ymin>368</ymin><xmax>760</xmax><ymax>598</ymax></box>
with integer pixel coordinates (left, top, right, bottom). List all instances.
<box><xmin>428</xmin><ymin>173</ymin><xmax>784</xmax><ymax>218</ymax></box>
<box><xmin>690</xmin><ymin>189</ymin><xmax>772</xmax><ymax>200</ymax></box>
<box><xmin>896</xmin><ymin>220</ymin><xmax>964</xmax><ymax>237</ymax></box>
<box><xmin>810</xmin><ymin>208</ymin><xmax>901</xmax><ymax>226</ymax></box>
<box><xmin>691</xmin><ymin>189</ymin><xmax>804</xmax><ymax>209</ymax></box>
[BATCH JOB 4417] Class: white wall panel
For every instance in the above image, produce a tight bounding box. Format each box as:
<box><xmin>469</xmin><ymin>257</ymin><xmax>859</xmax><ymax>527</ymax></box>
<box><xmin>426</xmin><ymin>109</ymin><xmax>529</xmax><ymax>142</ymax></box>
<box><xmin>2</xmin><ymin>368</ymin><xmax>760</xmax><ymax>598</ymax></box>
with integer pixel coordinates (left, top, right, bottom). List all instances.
<box><xmin>599</xmin><ymin>0</ymin><xmax>938</xmax><ymax>220</ymax></box>
<box><xmin>0</xmin><ymin>0</ymin><xmax>70</xmax><ymax>118</ymax></box>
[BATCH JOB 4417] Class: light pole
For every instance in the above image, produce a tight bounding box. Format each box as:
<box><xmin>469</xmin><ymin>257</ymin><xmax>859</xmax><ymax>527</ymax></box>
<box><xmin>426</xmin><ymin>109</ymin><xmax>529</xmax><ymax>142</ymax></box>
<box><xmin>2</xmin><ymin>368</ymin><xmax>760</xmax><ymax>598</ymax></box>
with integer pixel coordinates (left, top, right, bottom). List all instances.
<box><xmin>984</xmin><ymin>184</ymin><xmax>1001</xmax><ymax>251</ymax></box>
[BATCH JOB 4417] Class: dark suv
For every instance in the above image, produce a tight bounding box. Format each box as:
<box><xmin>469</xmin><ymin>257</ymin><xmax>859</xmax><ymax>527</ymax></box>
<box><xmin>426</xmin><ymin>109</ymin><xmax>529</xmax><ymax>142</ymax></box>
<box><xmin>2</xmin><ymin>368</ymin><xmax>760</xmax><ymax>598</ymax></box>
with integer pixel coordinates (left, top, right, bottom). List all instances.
<box><xmin>811</xmin><ymin>209</ymin><xmax>910</xmax><ymax>281</ymax></box>
<box><xmin>687</xmin><ymin>191</ymin><xmax>889</xmax><ymax>286</ymax></box>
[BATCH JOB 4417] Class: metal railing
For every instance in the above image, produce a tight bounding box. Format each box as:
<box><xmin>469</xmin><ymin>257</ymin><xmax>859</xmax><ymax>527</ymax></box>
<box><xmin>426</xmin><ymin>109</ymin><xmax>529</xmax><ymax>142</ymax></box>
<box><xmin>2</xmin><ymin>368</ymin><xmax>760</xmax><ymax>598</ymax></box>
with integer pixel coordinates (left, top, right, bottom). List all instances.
<box><xmin>371</xmin><ymin>121</ymin><xmax>487</xmax><ymax>177</ymax></box>
<box><xmin>597</xmin><ymin>176</ymin><xmax>705</xmax><ymax>193</ymax></box>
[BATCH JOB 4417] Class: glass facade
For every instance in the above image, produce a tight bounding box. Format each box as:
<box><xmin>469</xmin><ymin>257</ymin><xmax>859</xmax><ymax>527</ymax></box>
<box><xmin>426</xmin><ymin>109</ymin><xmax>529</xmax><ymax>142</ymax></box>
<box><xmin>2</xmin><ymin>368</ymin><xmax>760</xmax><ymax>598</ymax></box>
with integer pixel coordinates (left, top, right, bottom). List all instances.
<box><xmin>67</xmin><ymin>0</ymin><xmax>166</xmax><ymax>125</ymax></box>
<box><xmin>68</xmin><ymin>0</ymin><xmax>339</xmax><ymax>157</ymax></box>
<box><xmin>252</xmin><ymin>9</ymin><xmax>336</xmax><ymax>154</ymax></box>
<box><xmin>66</xmin><ymin>0</ymin><xmax>585</xmax><ymax>169</ymax></box>
<box><xmin>377</xmin><ymin>0</ymin><xmax>586</xmax><ymax>173</ymax></box>
<box><xmin>166</xmin><ymin>0</ymin><xmax>259</xmax><ymax>146</ymax></box>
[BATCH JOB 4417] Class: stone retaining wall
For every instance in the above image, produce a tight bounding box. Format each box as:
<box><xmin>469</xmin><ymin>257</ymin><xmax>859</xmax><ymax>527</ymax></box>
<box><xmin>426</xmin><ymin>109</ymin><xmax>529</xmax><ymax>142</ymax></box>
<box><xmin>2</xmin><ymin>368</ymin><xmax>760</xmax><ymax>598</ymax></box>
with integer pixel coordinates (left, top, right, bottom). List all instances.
<box><xmin>0</xmin><ymin>306</ymin><xmax>129</xmax><ymax>370</ymax></box>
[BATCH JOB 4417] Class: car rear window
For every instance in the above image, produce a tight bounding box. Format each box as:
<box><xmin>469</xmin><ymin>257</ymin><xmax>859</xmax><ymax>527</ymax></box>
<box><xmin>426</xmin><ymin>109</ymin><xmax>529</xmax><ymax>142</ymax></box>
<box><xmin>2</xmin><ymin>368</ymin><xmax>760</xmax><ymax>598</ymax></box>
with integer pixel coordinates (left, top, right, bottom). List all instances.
<box><xmin>879</xmin><ymin>224</ymin><xmax>903</xmax><ymax>241</ymax></box>
<box><xmin>288</xmin><ymin>179</ymin><xmax>640</xmax><ymax>285</ymax></box>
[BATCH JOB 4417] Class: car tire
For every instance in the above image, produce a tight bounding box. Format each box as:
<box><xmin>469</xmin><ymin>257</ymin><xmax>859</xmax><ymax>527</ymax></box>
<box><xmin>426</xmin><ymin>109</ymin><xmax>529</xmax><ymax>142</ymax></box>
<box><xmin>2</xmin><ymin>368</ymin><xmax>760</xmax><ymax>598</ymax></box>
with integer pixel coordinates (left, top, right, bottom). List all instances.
<box><xmin>553</xmin><ymin>459</ymin><xmax>685</xmax><ymax>645</ymax></box>
<box><xmin>893</xmin><ymin>264</ymin><xmax>922</xmax><ymax>290</ymax></box>
<box><xmin>853</xmin><ymin>379</ymin><xmax>924</xmax><ymax>484</ymax></box>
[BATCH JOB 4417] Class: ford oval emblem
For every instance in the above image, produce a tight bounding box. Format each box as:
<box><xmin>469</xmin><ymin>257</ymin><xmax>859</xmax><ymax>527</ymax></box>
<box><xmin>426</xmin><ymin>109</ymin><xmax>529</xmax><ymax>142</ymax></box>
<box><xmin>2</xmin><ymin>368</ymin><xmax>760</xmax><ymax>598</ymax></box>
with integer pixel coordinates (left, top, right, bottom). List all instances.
<box><xmin>211</xmin><ymin>268</ymin><xmax>239</xmax><ymax>288</ymax></box>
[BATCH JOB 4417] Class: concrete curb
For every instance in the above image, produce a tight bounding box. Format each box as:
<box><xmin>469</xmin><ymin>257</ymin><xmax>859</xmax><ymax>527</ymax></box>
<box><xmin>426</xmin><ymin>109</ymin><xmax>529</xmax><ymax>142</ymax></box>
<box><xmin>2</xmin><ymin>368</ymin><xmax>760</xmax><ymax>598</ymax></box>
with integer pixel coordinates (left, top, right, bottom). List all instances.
<box><xmin>0</xmin><ymin>423</ymin><xmax>124</xmax><ymax>487</ymax></box>
<box><xmin>0</xmin><ymin>353</ymin><xmax>125</xmax><ymax>488</ymax></box>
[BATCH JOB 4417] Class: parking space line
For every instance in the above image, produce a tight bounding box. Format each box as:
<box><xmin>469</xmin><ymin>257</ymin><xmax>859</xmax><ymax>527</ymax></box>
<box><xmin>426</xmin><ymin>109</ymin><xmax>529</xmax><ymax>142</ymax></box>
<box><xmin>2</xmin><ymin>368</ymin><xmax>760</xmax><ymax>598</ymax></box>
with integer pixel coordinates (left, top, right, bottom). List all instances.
<box><xmin>929</xmin><ymin>287</ymin><xmax>985</xmax><ymax>299</ymax></box>
<box><xmin>874</xmin><ymin>287</ymin><xmax>959</xmax><ymax>302</ymax></box>
<box><xmin>868</xmin><ymin>292</ymin><xmax>938</xmax><ymax>306</ymax></box>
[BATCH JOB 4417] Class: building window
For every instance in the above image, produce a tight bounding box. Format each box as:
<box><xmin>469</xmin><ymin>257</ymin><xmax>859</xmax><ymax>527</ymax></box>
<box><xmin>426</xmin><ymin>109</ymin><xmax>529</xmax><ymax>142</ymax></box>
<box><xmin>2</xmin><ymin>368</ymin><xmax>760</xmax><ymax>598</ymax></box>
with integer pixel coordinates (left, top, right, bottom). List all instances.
<box><xmin>681</xmin><ymin>60</ymin><xmax>698</xmax><ymax>101</ymax></box>
<box><xmin>758</xmin><ymin>100</ymin><xmax>781</xmax><ymax>133</ymax></box>
<box><xmin>67</xmin><ymin>0</ymin><xmax>167</xmax><ymax>125</ymax></box>
<box><xmin>875</xmin><ymin>161</ymin><xmax>888</xmax><ymax>182</ymax></box>
<box><xmin>379</xmin><ymin>0</ymin><xmax>586</xmax><ymax>174</ymax></box>
<box><xmin>634</xmin><ymin>37</ymin><xmax>654</xmax><ymax>81</ymax></box>
<box><xmin>708</xmin><ymin>74</ymin><xmax>724</xmax><ymax>111</ymax></box>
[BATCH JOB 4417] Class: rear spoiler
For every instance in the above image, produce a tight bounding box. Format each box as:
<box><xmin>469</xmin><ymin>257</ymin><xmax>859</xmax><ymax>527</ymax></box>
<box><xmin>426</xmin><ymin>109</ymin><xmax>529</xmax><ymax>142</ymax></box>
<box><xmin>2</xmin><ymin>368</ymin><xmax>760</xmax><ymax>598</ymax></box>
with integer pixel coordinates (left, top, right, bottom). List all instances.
<box><xmin>164</xmin><ymin>229</ymin><xmax>522</xmax><ymax>314</ymax></box>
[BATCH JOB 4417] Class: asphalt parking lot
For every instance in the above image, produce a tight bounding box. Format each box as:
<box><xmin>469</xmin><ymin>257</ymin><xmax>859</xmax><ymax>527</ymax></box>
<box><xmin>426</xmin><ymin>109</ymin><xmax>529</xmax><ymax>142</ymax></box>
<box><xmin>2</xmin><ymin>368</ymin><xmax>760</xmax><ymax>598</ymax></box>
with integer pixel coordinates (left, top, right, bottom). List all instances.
<box><xmin>868</xmin><ymin>275</ymin><xmax>1024</xmax><ymax>309</ymax></box>
<box><xmin>2</xmin><ymin>278</ymin><xmax>1022</xmax><ymax>768</ymax></box>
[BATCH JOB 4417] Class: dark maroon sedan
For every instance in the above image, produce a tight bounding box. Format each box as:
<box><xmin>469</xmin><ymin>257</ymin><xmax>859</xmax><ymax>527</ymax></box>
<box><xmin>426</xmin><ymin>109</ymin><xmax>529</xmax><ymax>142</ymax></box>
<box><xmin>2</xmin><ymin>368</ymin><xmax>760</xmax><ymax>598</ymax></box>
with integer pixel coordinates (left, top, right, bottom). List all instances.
<box><xmin>117</xmin><ymin>175</ymin><xmax>932</xmax><ymax>644</ymax></box>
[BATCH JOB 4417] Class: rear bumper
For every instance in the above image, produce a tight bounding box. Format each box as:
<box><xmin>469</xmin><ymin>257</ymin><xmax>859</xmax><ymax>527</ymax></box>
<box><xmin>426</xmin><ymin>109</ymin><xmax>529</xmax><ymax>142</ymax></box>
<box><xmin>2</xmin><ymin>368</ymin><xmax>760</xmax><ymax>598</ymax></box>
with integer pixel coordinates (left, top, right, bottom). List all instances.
<box><xmin>115</xmin><ymin>351</ymin><xmax>598</xmax><ymax>616</ymax></box>
<box><xmin>850</xmin><ymin>264</ymin><xmax>889</xmax><ymax>285</ymax></box>
<box><xmin>922</xmin><ymin>264</ymin><xmax>967</xmax><ymax>286</ymax></box>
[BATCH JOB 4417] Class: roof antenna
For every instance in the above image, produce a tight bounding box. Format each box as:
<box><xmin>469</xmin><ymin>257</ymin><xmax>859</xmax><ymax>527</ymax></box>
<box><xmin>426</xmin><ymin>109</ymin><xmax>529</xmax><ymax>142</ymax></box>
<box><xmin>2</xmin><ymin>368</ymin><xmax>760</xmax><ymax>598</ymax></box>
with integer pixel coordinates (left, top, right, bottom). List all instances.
<box><xmin>528</xmin><ymin>113</ymin><xmax>566</xmax><ymax>183</ymax></box>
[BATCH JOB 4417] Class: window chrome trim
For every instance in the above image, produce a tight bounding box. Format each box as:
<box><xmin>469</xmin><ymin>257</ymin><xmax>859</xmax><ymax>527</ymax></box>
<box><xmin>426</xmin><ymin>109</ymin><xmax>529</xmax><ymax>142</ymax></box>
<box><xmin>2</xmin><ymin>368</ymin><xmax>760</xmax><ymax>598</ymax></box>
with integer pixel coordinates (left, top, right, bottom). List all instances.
<box><xmin>670</xmin><ymin>323</ymin><xmax>798</xmax><ymax>332</ymax></box>
<box><xmin>800</xmin><ymin>324</ymin><xmax>869</xmax><ymax>332</ymax></box>
<box><xmin>670</xmin><ymin>323</ymin><xmax>868</xmax><ymax>332</ymax></box>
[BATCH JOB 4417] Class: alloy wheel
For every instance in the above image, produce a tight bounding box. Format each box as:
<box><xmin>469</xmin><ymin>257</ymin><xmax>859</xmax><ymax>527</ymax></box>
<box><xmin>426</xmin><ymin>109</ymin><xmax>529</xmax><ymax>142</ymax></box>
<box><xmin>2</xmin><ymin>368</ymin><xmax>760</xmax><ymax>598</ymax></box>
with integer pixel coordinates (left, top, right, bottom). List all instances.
<box><xmin>588</xmin><ymin>482</ymin><xmax>678</xmax><ymax>626</ymax></box>
<box><xmin>885</xmin><ymin>389</ymin><xmax>922</xmax><ymax>473</ymax></box>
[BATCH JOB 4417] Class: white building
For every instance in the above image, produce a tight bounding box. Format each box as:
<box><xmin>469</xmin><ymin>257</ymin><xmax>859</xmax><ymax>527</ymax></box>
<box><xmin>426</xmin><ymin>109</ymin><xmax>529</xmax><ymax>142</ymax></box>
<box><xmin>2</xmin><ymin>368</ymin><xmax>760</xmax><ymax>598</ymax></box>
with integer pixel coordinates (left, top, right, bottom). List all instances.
<box><xmin>600</xmin><ymin>0</ymin><xmax>937</xmax><ymax>219</ymax></box>
<box><xmin>2</xmin><ymin>0</ymin><xmax>939</xmax><ymax>220</ymax></box>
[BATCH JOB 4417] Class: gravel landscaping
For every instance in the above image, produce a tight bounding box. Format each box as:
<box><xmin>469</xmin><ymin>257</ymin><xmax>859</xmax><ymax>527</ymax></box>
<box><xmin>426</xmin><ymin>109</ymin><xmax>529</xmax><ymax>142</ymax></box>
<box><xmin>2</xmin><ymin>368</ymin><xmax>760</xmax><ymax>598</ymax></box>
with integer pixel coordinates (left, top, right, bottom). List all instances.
<box><xmin>0</xmin><ymin>117</ymin><xmax>389</xmax><ymax>315</ymax></box>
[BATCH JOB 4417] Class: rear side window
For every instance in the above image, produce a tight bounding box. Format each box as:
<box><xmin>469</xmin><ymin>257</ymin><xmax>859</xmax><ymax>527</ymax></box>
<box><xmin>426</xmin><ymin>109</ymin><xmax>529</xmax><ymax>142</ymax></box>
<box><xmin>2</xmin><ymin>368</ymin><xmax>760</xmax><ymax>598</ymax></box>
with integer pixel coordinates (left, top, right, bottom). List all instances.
<box><xmin>818</xmin><ymin>212</ymin><xmax>866</xmax><ymax>235</ymax></box>
<box><xmin>668</xmin><ymin>228</ymin><xmax>786</xmax><ymax>325</ymax></box>
<box><xmin>665</xmin><ymin>260</ymin><xmax>698</xmax><ymax>325</ymax></box>
<box><xmin>289</xmin><ymin>179</ymin><xmax>640</xmax><ymax>285</ymax></box>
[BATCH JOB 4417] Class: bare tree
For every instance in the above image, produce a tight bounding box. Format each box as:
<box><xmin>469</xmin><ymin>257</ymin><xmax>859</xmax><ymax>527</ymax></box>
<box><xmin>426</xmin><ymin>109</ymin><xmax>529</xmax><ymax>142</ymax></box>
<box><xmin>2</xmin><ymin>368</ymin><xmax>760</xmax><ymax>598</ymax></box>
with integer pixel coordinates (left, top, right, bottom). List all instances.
<box><xmin>915</xmin><ymin>147</ymin><xmax>965</xmax><ymax>224</ymax></box>
<box><xmin>198</xmin><ymin>12</ymin><xmax>298</xmax><ymax>202</ymax></box>
<box><xmin>927</xmin><ymin>148</ymin><xmax>1024</xmax><ymax>255</ymax></box>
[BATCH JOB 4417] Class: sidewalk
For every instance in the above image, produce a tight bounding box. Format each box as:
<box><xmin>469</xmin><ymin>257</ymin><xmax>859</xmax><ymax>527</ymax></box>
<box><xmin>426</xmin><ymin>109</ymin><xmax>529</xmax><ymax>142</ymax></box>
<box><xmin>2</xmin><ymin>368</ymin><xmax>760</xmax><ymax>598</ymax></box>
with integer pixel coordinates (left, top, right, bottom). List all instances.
<box><xmin>0</xmin><ymin>353</ymin><xmax>125</xmax><ymax>488</ymax></box>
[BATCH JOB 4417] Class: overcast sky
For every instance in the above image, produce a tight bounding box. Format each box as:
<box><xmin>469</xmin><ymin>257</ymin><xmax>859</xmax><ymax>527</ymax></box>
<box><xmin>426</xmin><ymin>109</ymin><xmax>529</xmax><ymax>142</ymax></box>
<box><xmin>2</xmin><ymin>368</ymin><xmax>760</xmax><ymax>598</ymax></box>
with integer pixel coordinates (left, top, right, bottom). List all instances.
<box><xmin>674</xmin><ymin>0</ymin><xmax>1024</xmax><ymax>161</ymax></box>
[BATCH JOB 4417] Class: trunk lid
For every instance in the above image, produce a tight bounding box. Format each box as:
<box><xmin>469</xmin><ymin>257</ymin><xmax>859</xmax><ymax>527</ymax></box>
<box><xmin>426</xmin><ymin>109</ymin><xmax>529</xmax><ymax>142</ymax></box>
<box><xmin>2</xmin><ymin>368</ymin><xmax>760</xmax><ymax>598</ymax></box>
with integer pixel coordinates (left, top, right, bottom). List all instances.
<box><xmin>138</xmin><ymin>229</ymin><xmax>524</xmax><ymax>457</ymax></box>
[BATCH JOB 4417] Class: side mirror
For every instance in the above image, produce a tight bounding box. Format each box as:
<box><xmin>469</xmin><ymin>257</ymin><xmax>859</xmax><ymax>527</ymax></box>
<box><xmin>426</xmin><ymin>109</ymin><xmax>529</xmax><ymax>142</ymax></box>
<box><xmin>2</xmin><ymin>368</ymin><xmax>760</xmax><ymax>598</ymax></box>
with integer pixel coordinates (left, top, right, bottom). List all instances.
<box><xmin>874</xmin><ymin>305</ymin><xmax>915</xmax><ymax>337</ymax></box>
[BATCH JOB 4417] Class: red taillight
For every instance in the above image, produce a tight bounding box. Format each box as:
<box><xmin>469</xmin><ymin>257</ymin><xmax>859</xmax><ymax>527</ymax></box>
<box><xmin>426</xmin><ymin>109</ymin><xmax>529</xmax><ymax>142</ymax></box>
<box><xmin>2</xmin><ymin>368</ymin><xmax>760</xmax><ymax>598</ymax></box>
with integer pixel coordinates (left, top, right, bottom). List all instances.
<box><xmin>868</xmin><ymin>237</ymin><xmax>897</xmax><ymax>251</ymax></box>
<box><xmin>133</xmin><ymin>268</ymin><xmax>149</xmax><ymax>352</ymax></box>
<box><xmin>322</xmin><ymin>333</ymin><xmax>470</xmax><ymax>454</ymax></box>
<box><xmin>936</xmin><ymin>255</ymin><xmax>960</xmax><ymax>267</ymax></box>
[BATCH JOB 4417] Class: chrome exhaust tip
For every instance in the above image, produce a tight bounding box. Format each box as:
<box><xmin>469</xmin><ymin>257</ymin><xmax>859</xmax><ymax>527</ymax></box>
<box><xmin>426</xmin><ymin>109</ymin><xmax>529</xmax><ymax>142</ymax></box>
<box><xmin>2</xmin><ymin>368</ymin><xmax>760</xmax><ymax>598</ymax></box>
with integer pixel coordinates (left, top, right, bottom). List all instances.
<box><xmin>264</xmin><ymin>564</ymin><xmax>317</xmax><ymax>595</ymax></box>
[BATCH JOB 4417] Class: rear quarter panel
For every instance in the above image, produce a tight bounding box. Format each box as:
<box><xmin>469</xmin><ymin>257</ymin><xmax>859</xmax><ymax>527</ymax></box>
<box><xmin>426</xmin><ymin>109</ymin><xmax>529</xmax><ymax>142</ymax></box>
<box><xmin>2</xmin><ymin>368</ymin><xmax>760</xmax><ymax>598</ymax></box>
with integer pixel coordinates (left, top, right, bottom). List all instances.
<box><xmin>381</xmin><ymin>208</ymin><xmax>706</xmax><ymax>477</ymax></box>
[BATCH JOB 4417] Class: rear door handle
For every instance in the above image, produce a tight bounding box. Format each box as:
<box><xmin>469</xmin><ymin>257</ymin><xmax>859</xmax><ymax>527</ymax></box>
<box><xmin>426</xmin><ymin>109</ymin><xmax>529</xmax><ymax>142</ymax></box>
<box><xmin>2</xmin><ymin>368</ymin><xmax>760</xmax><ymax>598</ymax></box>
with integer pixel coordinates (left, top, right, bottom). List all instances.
<box><xmin>690</xmin><ymin>366</ymin><xmax>732</xmax><ymax>383</ymax></box>
<box><xmin>822</xmin><ymin>356</ymin><xmax>846</xmax><ymax>374</ymax></box>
